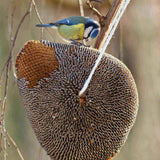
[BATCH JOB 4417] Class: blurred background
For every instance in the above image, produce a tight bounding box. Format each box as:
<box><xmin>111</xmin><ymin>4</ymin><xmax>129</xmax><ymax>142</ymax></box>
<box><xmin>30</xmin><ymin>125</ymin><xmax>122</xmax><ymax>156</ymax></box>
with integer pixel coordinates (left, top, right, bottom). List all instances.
<box><xmin>0</xmin><ymin>0</ymin><xmax>160</xmax><ymax>160</ymax></box>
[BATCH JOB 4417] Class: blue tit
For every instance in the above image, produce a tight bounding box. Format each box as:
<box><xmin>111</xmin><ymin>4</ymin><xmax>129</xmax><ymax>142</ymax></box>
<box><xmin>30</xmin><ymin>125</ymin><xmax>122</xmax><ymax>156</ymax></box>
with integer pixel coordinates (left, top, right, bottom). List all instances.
<box><xmin>36</xmin><ymin>16</ymin><xmax>100</xmax><ymax>42</ymax></box>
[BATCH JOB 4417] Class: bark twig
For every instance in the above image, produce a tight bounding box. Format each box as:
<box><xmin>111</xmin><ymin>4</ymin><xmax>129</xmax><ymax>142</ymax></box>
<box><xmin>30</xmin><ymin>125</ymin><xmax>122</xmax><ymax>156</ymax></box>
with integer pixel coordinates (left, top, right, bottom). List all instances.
<box><xmin>79</xmin><ymin>0</ymin><xmax>131</xmax><ymax>96</ymax></box>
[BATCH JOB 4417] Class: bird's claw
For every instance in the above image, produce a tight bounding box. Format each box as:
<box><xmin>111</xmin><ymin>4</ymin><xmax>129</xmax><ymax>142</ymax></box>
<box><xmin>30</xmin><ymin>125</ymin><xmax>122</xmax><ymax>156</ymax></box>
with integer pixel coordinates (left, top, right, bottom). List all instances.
<box><xmin>70</xmin><ymin>40</ymin><xmax>90</xmax><ymax>47</ymax></box>
<box><xmin>89</xmin><ymin>0</ymin><xmax>102</xmax><ymax>3</ymax></box>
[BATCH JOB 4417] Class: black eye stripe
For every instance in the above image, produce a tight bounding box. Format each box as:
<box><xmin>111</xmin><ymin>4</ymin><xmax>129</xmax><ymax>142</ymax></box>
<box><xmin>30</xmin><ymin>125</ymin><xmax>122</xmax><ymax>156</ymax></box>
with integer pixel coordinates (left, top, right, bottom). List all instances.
<box><xmin>84</xmin><ymin>25</ymin><xmax>100</xmax><ymax>40</ymax></box>
<box><xmin>88</xmin><ymin>28</ymin><xmax>99</xmax><ymax>38</ymax></box>
<box><xmin>84</xmin><ymin>27</ymin><xmax>94</xmax><ymax>39</ymax></box>
<box><xmin>88</xmin><ymin>28</ymin><xmax>94</xmax><ymax>37</ymax></box>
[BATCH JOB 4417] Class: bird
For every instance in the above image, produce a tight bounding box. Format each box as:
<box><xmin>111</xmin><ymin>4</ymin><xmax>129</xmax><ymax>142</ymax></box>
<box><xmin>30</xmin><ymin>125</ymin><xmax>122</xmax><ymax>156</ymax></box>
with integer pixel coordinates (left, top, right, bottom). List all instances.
<box><xmin>36</xmin><ymin>16</ymin><xmax>100</xmax><ymax>42</ymax></box>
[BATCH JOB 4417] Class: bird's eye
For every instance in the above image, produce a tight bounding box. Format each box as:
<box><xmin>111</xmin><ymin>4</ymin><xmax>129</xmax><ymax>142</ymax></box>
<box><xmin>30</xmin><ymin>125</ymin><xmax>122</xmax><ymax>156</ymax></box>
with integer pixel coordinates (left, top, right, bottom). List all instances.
<box><xmin>90</xmin><ymin>29</ymin><xmax>99</xmax><ymax>39</ymax></box>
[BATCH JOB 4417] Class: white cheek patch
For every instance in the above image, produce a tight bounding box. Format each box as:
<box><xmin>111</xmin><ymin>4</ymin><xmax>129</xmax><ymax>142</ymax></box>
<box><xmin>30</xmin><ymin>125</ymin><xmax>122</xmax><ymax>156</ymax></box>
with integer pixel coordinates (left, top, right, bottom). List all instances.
<box><xmin>84</xmin><ymin>26</ymin><xmax>93</xmax><ymax>39</ymax></box>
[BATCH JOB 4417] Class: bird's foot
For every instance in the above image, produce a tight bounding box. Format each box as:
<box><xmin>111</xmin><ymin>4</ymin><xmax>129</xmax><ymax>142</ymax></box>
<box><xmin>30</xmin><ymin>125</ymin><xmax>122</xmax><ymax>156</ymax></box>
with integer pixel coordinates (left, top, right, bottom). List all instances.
<box><xmin>89</xmin><ymin>0</ymin><xmax>102</xmax><ymax>3</ymax></box>
<box><xmin>70</xmin><ymin>40</ymin><xmax>90</xmax><ymax>47</ymax></box>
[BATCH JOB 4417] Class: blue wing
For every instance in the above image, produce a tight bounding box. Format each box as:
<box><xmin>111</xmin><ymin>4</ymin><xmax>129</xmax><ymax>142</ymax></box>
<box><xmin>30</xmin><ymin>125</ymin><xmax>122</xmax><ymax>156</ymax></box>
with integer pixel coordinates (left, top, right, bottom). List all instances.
<box><xmin>36</xmin><ymin>16</ymin><xmax>87</xmax><ymax>27</ymax></box>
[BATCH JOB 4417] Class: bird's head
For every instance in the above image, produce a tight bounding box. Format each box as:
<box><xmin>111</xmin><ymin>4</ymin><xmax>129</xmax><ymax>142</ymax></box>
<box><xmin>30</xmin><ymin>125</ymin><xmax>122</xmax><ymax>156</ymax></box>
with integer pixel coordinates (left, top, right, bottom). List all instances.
<box><xmin>84</xmin><ymin>18</ymin><xmax>100</xmax><ymax>41</ymax></box>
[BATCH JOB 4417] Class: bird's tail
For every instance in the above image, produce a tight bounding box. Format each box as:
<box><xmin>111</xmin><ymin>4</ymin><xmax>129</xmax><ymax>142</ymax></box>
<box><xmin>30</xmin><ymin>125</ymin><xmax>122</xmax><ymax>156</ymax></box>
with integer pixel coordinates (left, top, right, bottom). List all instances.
<box><xmin>36</xmin><ymin>23</ymin><xmax>57</xmax><ymax>28</ymax></box>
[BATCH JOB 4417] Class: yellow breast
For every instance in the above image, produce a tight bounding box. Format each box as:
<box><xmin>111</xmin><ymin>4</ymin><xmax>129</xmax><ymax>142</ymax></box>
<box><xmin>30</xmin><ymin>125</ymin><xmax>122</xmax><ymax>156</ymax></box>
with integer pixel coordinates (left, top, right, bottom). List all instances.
<box><xmin>58</xmin><ymin>23</ymin><xmax>85</xmax><ymax>40</ymax></box>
